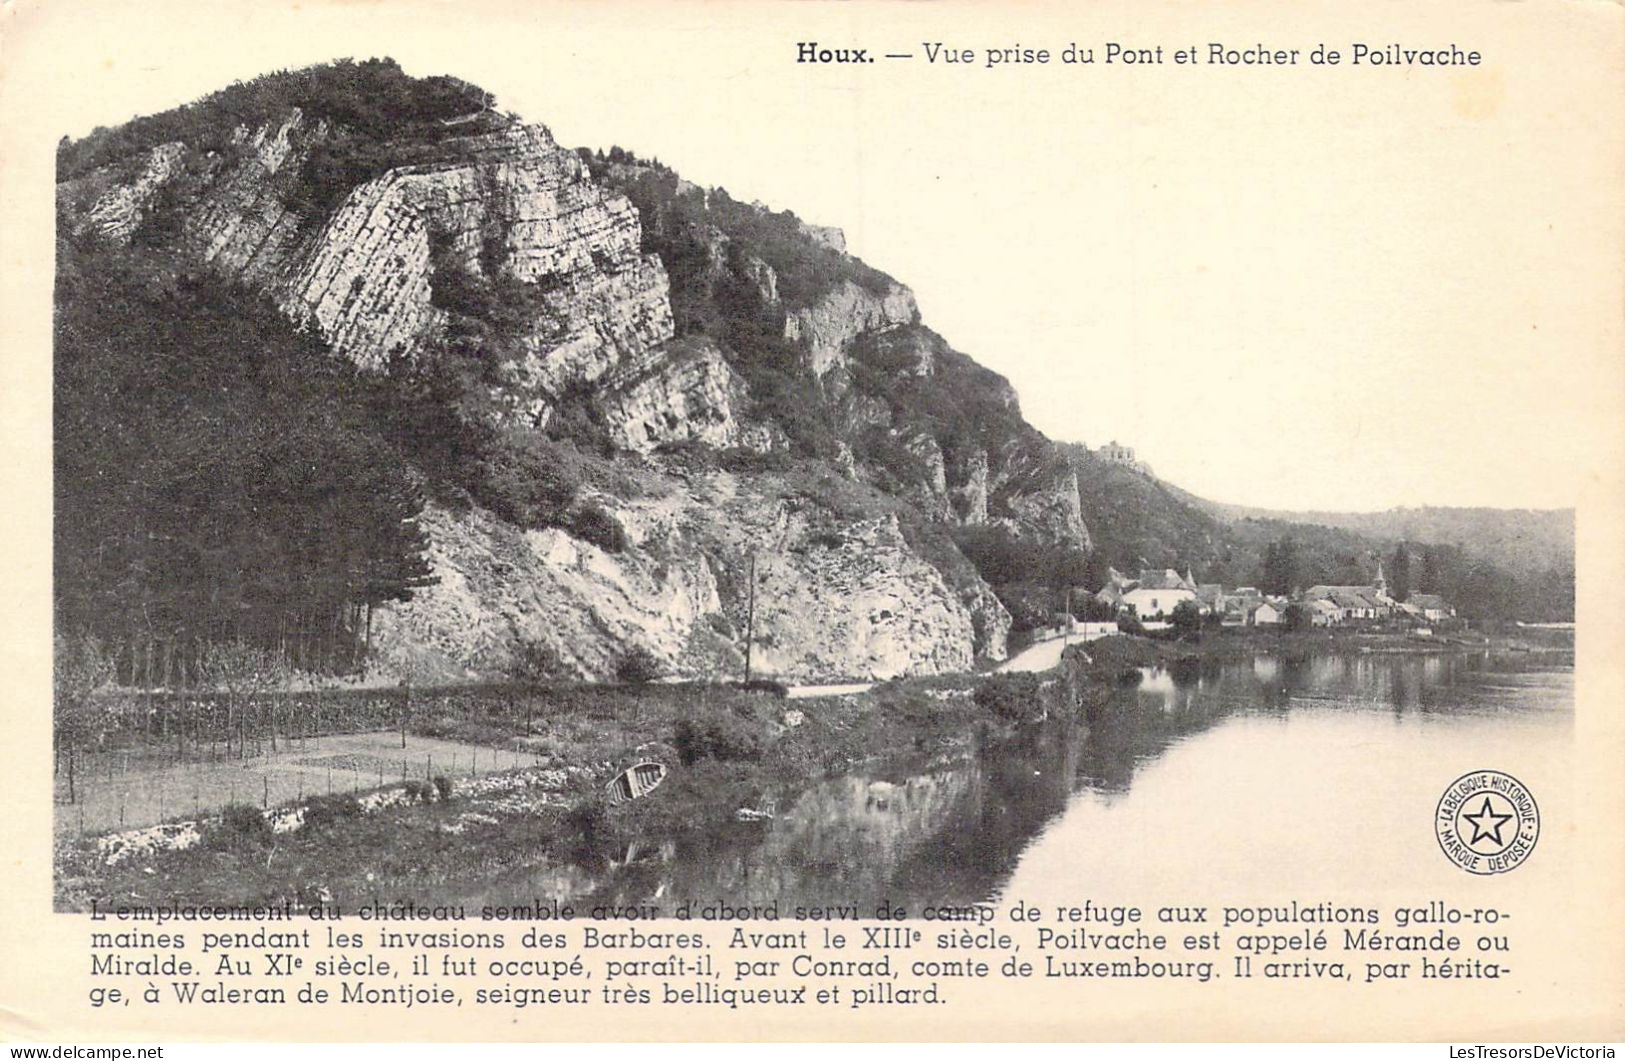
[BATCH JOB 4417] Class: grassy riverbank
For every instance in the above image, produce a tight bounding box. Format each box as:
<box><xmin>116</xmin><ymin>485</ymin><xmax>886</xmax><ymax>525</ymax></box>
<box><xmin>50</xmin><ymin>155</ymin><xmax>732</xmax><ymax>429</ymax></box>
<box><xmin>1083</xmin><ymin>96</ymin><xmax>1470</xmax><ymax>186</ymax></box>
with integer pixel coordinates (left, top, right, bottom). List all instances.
<box><xmin>55</xmin><ymin>626</ymin><xmax>1564</xmax><ymax>911</ymax></box>
<box><xmin>54</xmin><ymin>662</ymin><xmax>1104</xmax><ymax>911</ymax></box>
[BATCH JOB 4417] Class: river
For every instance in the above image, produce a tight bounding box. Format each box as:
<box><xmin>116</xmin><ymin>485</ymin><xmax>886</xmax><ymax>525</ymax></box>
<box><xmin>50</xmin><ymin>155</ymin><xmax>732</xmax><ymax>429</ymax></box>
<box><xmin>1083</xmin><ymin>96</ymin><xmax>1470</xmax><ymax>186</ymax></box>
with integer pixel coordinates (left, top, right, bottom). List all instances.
<box><xmin>462</xmin><ymin>650</ymin><xmax>1573</xmax><ymax>914</ymax></box>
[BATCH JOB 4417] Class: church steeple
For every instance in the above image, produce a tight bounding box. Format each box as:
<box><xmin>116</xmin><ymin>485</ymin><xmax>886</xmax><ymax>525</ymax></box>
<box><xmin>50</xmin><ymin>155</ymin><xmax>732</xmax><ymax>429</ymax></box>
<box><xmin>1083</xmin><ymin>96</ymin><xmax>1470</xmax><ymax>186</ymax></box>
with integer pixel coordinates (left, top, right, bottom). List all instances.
<box><xmin>1374</xmin><ymin>558</ymin><xmax>1388</xmax><ymax>596</ymax></box>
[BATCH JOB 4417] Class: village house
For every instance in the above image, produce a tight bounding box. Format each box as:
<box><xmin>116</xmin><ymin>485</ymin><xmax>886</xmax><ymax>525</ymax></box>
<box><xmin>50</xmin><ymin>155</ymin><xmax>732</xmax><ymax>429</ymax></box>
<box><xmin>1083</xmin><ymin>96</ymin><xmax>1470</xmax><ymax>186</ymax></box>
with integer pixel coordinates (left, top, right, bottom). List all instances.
<box><xmin>1294</xmin><ymin>558</ymin><xmax>1458</xmax><ymax>627</ymax></box>
<box><xmin>1407</xmin><ymin>594</ymin><xmax>1455</xmax><ymax>623</ymax></box>
<box><xmin>1091</xmin><ymin>556</ymin><xmax>1452</xmax><ymax>632</ymax></box>
<box><xmin>1120</xmin><ymin>568</ymin><xmax>1198</xmax><ymax>620</ymax></box>
<box><xmin>1300</xmin><ymin>560</ymin><xmax>1397</xmax><ymax>623</ymax></box>
<box><xmin>1223</xmin><ymin>597</ymin><xmax>1281</xmax><ymax>627</ymax></box>
<box><xmin>1092</xmin><ymin>566</ymin><xmax>1134</xmax><ymax>611</ymax></box>
<box><xmin>1195</xmin><ymin>583</ymin><xmax>1228</xmax><ymax>616</ymax></box>
<box><xmin>1303</xmin><ymin>588</ymin><xmax>1386</xmax><ymax>622</ymax></box>
<box><xmin>1307</xmin><ymin>599</ymin><xmax>1342</xmax><ymax>626</ymax></box>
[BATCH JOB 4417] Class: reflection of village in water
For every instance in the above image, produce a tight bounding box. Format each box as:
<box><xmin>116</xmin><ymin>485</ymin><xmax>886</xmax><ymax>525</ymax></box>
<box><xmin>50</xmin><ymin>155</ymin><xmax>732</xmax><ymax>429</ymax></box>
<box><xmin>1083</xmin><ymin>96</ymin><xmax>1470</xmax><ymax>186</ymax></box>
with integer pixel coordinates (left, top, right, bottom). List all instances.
<box><xmin>463</xmin><ymin>652</ymin><xmax>1572</xmax><ymax>914</ymax></box>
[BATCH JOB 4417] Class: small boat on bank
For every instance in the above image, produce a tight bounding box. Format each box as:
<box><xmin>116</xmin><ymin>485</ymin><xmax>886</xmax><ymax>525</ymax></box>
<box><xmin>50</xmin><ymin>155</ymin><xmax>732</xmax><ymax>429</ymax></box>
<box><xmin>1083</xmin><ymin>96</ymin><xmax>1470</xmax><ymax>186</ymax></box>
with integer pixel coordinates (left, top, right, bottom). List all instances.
<box><xmin>605</xmin><ymin>761</ymin><xmax>668</xmax><ymax>805</ymax></box>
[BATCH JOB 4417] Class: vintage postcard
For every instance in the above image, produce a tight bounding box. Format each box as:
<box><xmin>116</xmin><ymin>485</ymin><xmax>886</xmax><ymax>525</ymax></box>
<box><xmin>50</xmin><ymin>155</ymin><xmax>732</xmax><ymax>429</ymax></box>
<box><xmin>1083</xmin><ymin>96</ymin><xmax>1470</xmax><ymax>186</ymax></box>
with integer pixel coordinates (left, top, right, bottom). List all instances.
<box><xmin>1</xmin><ymin>0</ymin><xmax>1621</xmax><ymax>1044</ymax></box>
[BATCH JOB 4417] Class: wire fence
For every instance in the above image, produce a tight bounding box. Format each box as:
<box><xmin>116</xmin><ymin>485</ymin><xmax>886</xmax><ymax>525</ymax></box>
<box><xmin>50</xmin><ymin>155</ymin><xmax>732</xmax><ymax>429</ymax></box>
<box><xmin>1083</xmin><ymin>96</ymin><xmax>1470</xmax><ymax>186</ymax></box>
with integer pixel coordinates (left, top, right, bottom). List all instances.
<box><xmin>53</xmin><ymin>684</ymin><xmax>565</xmax><ymax>836</ymax></box>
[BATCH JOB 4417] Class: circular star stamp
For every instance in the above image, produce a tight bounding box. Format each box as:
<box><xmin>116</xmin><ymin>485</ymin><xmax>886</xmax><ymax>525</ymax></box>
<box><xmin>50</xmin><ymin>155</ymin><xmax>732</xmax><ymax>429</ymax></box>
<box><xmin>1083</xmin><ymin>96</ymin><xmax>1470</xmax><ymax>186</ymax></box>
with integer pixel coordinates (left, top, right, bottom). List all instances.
<box><xmin>1435</xmin><ymin>770</ymin><xmax>1540</xmax><ymax>875</ymax></box>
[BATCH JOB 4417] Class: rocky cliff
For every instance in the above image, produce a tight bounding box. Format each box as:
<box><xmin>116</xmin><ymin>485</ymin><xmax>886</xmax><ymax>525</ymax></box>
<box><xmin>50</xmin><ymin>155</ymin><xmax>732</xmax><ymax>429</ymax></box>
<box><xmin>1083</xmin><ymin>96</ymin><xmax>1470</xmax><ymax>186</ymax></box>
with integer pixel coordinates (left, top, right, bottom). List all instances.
<box><xmin>369</xmin><ymin>466</ymin><xmax>1008</xmax><ymax>682</ymax></box>
<box><xmin>56</xmin><ymin>61</ymin><xmax>1105</xmax><ymax>681</ymax></box>
<box><xmin>63</xmin><ymin>111</ymin><xmax>703</xmax><ymax>436</ymax></box>
<box><xmin>783</xmin><ymin>279</ymin><xmax>920</xmax><ymax>382</ymax></box>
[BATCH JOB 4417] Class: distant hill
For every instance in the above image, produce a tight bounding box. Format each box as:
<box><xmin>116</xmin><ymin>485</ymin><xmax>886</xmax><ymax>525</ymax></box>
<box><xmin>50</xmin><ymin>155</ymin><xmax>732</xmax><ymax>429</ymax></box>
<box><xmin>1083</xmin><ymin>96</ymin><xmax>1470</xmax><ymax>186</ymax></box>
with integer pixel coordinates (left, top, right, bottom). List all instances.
<box><xmin>1194</xmin><ymin>502</ymin><xmax>1574</xmax><ymax>576</ymax></box>
<box><xmin>1061</xmin><ymin>446</ymin><xmax>1573</xmax><ymax>622</ymax></box>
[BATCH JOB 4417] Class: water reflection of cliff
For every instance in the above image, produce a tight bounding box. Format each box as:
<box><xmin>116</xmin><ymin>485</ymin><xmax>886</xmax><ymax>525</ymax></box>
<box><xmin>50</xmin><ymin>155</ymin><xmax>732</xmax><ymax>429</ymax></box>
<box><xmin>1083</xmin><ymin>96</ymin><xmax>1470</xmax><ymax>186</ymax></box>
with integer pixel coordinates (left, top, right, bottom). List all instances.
<box><xmin>516</xmin><ymin>689</ymin><xmax>1242</xmax><ymax>910</ymax></box>
<box><xmin>583</xmin><ymin>754</ymin><xmax>1020</xmax><ymax>911</ymax></box>
<box><xmin>463</xmin><ymin>652</ymin><xmax>1569</xmax><ymax>910</ymax></box>
<box><xmin>644</xmin><ymin>766</ymin><xmax>987</xmax><ymax>907</ymax></box>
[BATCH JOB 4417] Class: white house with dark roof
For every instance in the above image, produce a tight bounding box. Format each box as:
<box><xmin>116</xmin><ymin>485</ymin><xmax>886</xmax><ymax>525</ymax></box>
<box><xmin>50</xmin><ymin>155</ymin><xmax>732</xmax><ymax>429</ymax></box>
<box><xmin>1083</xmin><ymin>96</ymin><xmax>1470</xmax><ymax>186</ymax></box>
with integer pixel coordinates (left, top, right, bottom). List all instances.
<box><xmin>1121</xmin><ymin>568</ymin><xmax>1198</xmax><ymax>619</ymax></box>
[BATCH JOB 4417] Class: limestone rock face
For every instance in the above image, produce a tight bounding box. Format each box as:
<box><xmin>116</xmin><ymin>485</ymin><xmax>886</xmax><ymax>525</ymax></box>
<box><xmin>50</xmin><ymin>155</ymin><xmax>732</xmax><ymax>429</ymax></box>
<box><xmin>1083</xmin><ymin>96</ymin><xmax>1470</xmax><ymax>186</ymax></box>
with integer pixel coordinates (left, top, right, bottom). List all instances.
<box><xmin>898</xmin><ymin>429</ymin><xmax>951</xmax><ymax>521</ymax></box>
<box><xmin>598</xmin><ymin>339</ymin><xmax>773</xmax><ymax>453</ymax></box>
<box><xmin>904</xmin><ymin>430</ymin><xmax>948</xmax><ymax>495</ymax></box>
<box><xmin>798</xmin><ymin>222</ymin><xmax>847</xmax><ymax>254</ymax></box>
<box><xmin>371</xmin><ymin>469</ymin><xmax>1001</xmax><ymax>683</ymax></box>
<box><xmin>695</xmin><ymin>224</ymin><xmax>733</xmax><ymax>278</ymax></box>
<box><xmin>855</xmin><ymin>325</ymin><xmax>939</xmax><ymax>378</ymax></box>
<box><xmin>74</xmin><ymin>142</ymin><xmax>189</xmax><ymax>244</ymax></box>
<box><xmin>184</xmin><ymin>113</ymin><xmax>325</xmax><ymax>286</ymax></box>
<box><xmin>745</xmin><ymin>513</ymin><xmax>977</xmax><ymax>679</ymax></box>
<box><xmin>61</xmin><ymin>99</ymin><xmax>1075</xmax><ymax>680</ymax></box>
<box><xmin>784</xmin><ymin>280</ymin><xmax>919</xmax><ymax>380</ymax></box>
<box><xmin>964</xmin><ymin>581</ymin><xmax>1012</xmax><ymax>663</ymax></box>
<box><xmin>68</xmin><ymin>112</ymin><xmax>675</xmax><ymax>414</ymax></box>
<box><xmin>950</xmin><ymin>449</ymin><xmax>991</xmax><ymax>525</ymax></box>
<box><xmin>741</xmin><ymin>255</ymin><xmax>780</xmax><ymax>306</ymax></box>
<box><xmin>688</xmin><ymin>222</ymin><xmax>780</xmax><ymax>308</ymax></box>
<box><xmin>838</xmin><ymin>321</ymin><xmax>1088</xmax><ymax>550</ymax></box>
<box><xmin>989</xmin><ymin>445</ymin><xmax>1092</xmax><ymax>550</ymax></box>
<box><xmin>281</xmin><ymin>123</ymin><xmax>674</xmax><ymax>386</ymax></box>
<box><xmin>370</xmin><ymin>501</ymin><xmax>725</xmax><ymax>683</ymax></box>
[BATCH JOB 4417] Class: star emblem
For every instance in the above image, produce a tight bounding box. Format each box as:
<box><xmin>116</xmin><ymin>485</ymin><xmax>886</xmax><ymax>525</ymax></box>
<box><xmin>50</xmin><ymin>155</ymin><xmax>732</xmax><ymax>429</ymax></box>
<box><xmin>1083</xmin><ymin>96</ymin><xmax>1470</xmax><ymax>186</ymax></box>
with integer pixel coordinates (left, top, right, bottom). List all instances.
<box><xmin>1462</xmin><ymin>796</ymin><xmax>1514</xmax><ymax>847</ymax></box>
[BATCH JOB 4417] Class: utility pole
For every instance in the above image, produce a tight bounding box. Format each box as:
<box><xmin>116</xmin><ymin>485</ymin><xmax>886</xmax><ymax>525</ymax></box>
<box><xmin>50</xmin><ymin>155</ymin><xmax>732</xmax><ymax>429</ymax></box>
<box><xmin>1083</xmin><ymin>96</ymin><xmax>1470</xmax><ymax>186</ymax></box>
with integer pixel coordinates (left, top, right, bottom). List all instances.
<box><xmin>743</xmin><ymin>550</ymin><xmax>757</xmax><ymax>684</ymax></box>
<box><xmin>1064</xmin><ymin>585</ymin><xmax>1072</xmax><ymax>648</ymax></box>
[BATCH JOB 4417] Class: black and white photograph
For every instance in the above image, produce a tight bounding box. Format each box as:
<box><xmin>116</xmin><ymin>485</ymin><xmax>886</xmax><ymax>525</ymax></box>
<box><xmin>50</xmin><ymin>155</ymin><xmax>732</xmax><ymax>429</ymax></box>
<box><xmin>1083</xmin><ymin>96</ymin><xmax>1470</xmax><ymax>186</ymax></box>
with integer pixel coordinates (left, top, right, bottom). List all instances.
<box><xmin>4</xmin><ymin>0</ymin><xmax>1622</xmax><ymax>1045</ymax></box>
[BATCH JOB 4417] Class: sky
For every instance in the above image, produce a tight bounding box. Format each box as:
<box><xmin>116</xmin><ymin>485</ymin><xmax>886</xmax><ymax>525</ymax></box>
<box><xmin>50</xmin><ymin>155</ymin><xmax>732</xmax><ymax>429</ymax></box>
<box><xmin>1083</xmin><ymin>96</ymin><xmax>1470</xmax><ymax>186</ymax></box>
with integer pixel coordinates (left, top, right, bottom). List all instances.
<box><xmin>12</xmin><ymin>0</ymin><xmax>1622</xmax><ymax>513</ymax></box>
